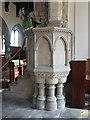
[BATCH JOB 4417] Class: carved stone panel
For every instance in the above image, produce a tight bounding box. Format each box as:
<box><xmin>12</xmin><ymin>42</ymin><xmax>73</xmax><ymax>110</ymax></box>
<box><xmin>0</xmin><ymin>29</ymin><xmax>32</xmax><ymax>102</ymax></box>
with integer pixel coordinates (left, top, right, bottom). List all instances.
<box><xmin>36</xmin><ymin>37</ymin><xmax>51</xmax><ymax>67</ymax></box>
<box><xmin>54</xmin><ymin>38</ymin><xmax>65</xmax><ymax>66</ymax></box>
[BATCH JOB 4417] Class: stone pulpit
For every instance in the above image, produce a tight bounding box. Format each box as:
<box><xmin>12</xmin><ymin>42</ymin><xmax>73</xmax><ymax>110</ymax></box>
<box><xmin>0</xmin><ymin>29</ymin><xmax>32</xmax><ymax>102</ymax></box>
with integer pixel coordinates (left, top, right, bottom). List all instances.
<box><xmin>25</xmin><ymin>27</ymin><xmax>72</xmax><ymax>111</ymax></box>
<box><xmin>25</xmin><ymin>1</ymin><xmax>72</xmax><ymax>111</ymax></box>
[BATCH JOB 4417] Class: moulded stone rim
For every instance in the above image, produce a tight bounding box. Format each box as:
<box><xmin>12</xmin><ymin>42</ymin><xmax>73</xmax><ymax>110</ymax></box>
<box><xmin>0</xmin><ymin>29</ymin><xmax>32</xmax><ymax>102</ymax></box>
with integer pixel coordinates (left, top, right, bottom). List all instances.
<box><xmin>46</xmin><ymin>78</ymin><xmax>58</xmax><ymax>84</ymax></box>
<box><xmin>25</xmin><ymin>27</ymin><xmax>72</xmax><ymax>35</ymax></box>
<box><xmin>33</xmin><ymin>28</ymin><xmax>72</xmax><ymax>34</ymax></box>
<box><xmin>35</xmin><ymin>77</ymin><xmax>45</xmax><ymax>83</ymax></box>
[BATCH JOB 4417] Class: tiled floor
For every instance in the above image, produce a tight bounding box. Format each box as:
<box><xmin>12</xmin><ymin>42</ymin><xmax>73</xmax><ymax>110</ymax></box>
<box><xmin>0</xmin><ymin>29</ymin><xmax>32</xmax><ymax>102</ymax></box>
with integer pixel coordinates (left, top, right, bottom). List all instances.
<box><xmin>2</xmin><ymin>90</ymin><xmax>90</xmax><ymax>119</ymax></box>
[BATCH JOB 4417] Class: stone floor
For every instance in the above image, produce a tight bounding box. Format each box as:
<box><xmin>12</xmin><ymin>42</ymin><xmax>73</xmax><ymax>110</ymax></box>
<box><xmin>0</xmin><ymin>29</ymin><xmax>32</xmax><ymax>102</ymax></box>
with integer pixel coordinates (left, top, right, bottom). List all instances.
<box><xmin>1</xmin><ymin>90</ymin><xmax>90</xmax><ymax>120</ymax></box>
<box><xmin>1</xmin><ymin>75</ymin><xmax>90</xmax><ymax>119</ymax></box>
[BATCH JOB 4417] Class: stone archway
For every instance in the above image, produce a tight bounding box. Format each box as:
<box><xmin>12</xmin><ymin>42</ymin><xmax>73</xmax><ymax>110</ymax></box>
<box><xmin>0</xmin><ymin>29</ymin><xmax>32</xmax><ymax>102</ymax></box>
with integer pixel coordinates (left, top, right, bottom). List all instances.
<box><xmin>0</xmin><ymin>16</ymin><xmax>10</xmax><ymax>57</ymax></box>
<box><xmin>10</xmin><ymin>24</ymin><xmax>26</xmax><ymax>47</ymax></box>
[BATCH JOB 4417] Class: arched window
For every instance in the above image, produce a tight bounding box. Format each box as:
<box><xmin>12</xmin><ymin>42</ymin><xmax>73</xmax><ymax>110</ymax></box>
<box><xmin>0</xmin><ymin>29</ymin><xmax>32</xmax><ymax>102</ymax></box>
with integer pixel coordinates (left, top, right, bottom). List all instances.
<box><xmin>1</xmin><ymin>35</ymin><xmax>5</xmax><ymax>54</ymax></box>
<box><xmin>10</xmin><ymin>29</ymin><xmax>19</xmax><ymax>47</ymax></box>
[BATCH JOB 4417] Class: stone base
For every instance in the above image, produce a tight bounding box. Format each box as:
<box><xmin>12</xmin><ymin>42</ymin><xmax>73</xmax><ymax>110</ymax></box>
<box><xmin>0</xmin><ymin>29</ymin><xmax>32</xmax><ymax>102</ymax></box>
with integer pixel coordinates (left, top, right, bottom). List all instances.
<box><xmin>57</xmin><ymin>99</ymin><xmax>65</xmax><ymax>109</ymax></box>
<box><xmin>33</xmin><ymin>95</ymin><xmax>37</xmax><ymax>108</ymax></box>
<box><xmin>37</xmin><ymin>96</ymin><xmax>45</xmax><ymax>110</ymax></box>
<box><xmin>46</xmin><ymin>97</ymin><xmax>57</xmax><ymax>111</ymax></box>
<box><xmin>57</xmin><ymin>95</ymin><xmax>65</xmax><ymax>108</ymax></box>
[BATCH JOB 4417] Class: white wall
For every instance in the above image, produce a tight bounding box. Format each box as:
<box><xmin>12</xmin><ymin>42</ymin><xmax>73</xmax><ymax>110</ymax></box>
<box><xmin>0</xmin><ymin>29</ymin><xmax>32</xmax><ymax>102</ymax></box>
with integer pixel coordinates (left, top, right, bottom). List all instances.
<box><xmin>0</xmin><ymin>2</ymin><xmax>2</xmax><ymax>120</ymax></box>
<box><xmin>0</xmin><ymin>2</ymin><xmax>2</xmax><ymax>54</ymax></box>
<box><xmin>0</xmin><ymin>2</ymin><xmax>89</xmax><ymax>59</ymax></box>
<box><xmin>88</xmin><ymin>2</ymin><xmax>90</xmax><ymax>57</ymax></box>
<box><xmin>1</xmin><ymin>2</ymin><xmax>22</xmax><ymax>32</ymax></box>
<box><xmin>1</xmin><ymin>2</ymin><xmax>23</xmax><ymax>47</ymax></box>
<box><xmin>75</xmin><ymin>2</ymin><xmax>88</xmax><ymax>59</ymax></box>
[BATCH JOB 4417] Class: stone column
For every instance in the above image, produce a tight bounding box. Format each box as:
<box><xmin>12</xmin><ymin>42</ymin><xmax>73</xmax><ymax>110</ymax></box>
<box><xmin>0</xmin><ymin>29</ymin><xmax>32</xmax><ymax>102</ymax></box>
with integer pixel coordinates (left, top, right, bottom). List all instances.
<box><xmin>62</xmin><ymin>1</ymin><xmax>68</xmax><ymax>28</ymax></box>
<box><xmin>25</xmin><ymin>29</ymin><xmax>34</xmax><ymax>71</ymax></box>
<box><xmin>33</xmin><ymin>83</ymin><xmax>38</xmax><ymax>108</ymax></box>
<box><xmin>68</xmin><ymin>2</ymin><xmax>75</xmax><ymax>29</ymax></box>
<box><xmin>46</xmin><ymin>77</ymin><xmax>58</xmax><ymax>111</ymax></box>
<box><xmin>36</xmin><ymin>77</ymin><xmax>45</xmax><ymax>110</ymax></box>
<box><xmin>48</xmin><ymin>1</ymin><xmax>63</xmax><ymax>27</ymax></box>
<box><xmin>37</xmin><ymin>83</ymin><xmax>45</xmax><ymax>109</ymax></box>
<box><xmin>57</xmin><ymin>77</ymin><xmax>66</xmax><ymax>108</ymax></box>
<box><xmin>68</xmin><ymin>2</ymin><xmax>75</xmax><ymax>59</ymax></box>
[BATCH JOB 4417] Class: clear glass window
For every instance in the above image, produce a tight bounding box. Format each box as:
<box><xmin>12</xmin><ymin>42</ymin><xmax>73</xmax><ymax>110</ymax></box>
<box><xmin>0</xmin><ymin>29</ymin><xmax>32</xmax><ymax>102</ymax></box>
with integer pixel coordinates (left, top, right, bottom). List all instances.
<box><xmin>1</xmin><ymin>35</ymin><xmax>5</xmax><ymax>54</ymax></box>
<box><xmin>10</xmin><ymin>29</ymin><xmax>19</xmax><ymax>47</ymax></box>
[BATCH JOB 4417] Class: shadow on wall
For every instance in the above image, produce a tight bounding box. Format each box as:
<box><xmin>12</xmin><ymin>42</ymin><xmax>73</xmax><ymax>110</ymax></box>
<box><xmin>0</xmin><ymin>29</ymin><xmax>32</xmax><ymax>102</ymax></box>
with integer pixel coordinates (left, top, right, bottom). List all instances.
<box><xmin>64</xmin><ymin>61</ymin><xmax>72</xmax><ymax>107</ymax></box>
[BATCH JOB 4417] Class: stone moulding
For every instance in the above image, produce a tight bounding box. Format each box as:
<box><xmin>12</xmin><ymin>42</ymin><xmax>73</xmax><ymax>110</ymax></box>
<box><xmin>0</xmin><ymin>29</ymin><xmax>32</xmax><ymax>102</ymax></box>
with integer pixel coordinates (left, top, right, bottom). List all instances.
<box><xmin>34</xmin><ymin>71</ymin><xmax>69</xmax><ymax>80</ymax></box>
<box><xmin>25</xmin><ymin>27</ymin><xmax>72</xmax><ymax>34</ymax></box>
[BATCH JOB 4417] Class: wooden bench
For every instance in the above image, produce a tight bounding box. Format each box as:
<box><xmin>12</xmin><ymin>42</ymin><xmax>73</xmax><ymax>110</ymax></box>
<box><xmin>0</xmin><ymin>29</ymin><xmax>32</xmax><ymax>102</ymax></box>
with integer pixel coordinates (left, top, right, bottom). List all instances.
<box><xmin>71</xmin><ymin>60</ymin><xmax>90</xmax><ymax>109</ymax></box>
<box><xmin>85</xmin><ymin>59</ymin><xmax>90</xmax><ymax>93</ymax></box>
<box><xmin>2</xmin><ymin>79</ymin><xmax>10</xmax><ymax>90</ymax></box>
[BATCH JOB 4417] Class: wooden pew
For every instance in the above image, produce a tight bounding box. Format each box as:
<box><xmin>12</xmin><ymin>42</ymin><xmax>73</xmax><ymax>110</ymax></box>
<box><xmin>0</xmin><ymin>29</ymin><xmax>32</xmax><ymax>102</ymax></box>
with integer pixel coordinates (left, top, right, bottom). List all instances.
<box><xmin>85</xmin><ymin>59</ymin><xmax>90</xmax><ymax>108</ymax></box>
<box><xmin>71</xmin><ymin>60</ymin><xmax>90</xmax><ymax>109</ymax></box>
<box><xmin>85</xmin><ymin>58</ymin><xmax>90</xmax><ymax>93</ymax></box>
<box><xmin>71</xmin><ymin>61</ymin><xmax>86</xmax><ymax>109</ymax></box>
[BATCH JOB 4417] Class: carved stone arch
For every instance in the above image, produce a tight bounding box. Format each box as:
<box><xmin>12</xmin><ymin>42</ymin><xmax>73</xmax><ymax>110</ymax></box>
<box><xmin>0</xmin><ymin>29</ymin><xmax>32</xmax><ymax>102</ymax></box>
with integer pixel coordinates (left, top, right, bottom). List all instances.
<box><xmin>54</xmin><ymin>36</ymin><xmax>68</xmax><ymax>66</ymax></box>
<box><xmin>60</xmin><ymin>36</ymin><xmax>68</xmax><ymax>50</ymax></box>
<box><xmin>60</xmin><ymin>36</ymin><xmax>68</xmax><ymax>65</ymax></box>
<box><xmin>11</xmin><ymin>24</ymin><xmax>25</xmax><ymax>38</ymax></box>
<box><xmin>35</xmin><ymin>35</ymin><xmax>52</xmax><ymax>67</ymax></box>
<box><xmin>11</xmin><ymin>24</ymin><xmax>26</xmax><ymax>47</ymax></box>
<box><xmin>0</xmin><ymin>16</ymin><xmax>10</xmax><ymax>54</ymax></box>
<box><xmin>0</xmin><ymin>16</ymin><xmax>10</xmax><ymax>40</ymax></box>
<box><xmin>35</xmin><ymin>35</ymin><xmax>52</xmax><ymax>51</ymax></box>
<box><xmin>54</xmin><ymin>36</ymin><xmax>67</xmax><ymax>50</ymax></box>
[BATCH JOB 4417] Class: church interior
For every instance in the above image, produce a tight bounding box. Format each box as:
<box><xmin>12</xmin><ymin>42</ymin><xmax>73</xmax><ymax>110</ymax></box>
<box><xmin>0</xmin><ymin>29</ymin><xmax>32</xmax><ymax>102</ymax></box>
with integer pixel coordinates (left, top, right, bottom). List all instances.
<box><xmin>0</xmin><ymin>1</ymin><xmax>90</xmax><ymax>119</ymax></box>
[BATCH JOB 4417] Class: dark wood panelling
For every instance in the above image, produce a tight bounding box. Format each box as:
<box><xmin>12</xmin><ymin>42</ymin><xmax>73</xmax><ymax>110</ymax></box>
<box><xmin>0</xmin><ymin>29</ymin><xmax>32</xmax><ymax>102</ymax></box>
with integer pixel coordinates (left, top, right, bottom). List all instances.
<box><xmin>71</xmin><ymin>61</ymin><xmax>86</xmax><ymax>108</ymax></box>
